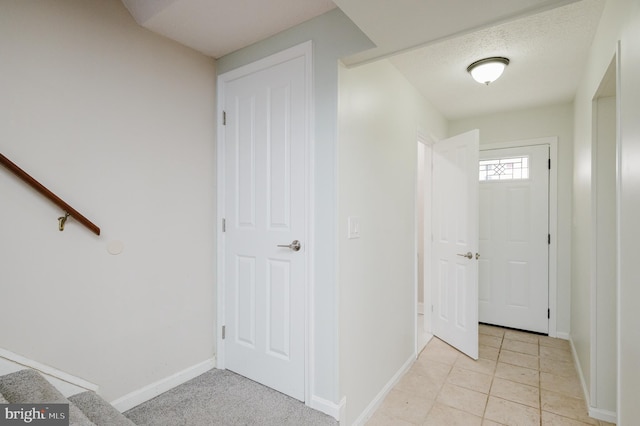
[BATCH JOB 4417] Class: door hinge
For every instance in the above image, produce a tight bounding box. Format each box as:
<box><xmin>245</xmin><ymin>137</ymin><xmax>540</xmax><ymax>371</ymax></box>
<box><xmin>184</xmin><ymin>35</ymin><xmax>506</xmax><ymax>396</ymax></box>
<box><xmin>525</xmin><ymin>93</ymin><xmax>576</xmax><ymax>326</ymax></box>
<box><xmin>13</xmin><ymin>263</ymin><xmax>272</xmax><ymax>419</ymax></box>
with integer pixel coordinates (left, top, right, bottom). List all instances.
<box><xmin>548</xmin><ymin>309</ymin><xmax>550</xmax><ymax>319</ymax></box>
<box><xmin>222</xmin><ymin>218</ymin><xmax>226</xmax><ymax>232</ymax></box>
<box><xmin>548</xmin><ymin>234</ymin><xmax>551</xmax><ymax>245</ymax></box>
<box><xmin>548</xmin><ymin>158</ymin><xmax>551</xmax><ymax>170</ymax></box>
<box><xmin>223</xmin><ymin>111</ymin><xmax>227</xmax><ymax>126</ymax></box>
<box><xmin>222</xmin><ymin>325</ymin><xmax>226</xmax><ymax>340</ymax></box>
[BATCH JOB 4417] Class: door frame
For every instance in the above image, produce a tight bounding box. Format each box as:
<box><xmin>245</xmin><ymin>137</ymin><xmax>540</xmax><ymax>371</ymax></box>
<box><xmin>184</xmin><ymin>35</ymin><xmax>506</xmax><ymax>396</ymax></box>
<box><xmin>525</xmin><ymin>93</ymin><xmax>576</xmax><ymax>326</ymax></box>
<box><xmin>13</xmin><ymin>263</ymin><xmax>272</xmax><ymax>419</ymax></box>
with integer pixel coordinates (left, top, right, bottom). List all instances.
<box><xmin>480</xmin><ymin>137</ymin><xmax>558</xmax><ymax>337</ymax></box>
<box><xmin>416</xmin><ymin>130</ymin><xmax>436</xmax><ymax>354</ymax></box>
<box><xmin>588</xmin><ymin>51</ymin><xmax>619</xmax><ymax>423</ymax></box>
<box><xmin>215</xmin><ymin>41</ymin><xmax>314</xmax><ymax>403</ymax></box>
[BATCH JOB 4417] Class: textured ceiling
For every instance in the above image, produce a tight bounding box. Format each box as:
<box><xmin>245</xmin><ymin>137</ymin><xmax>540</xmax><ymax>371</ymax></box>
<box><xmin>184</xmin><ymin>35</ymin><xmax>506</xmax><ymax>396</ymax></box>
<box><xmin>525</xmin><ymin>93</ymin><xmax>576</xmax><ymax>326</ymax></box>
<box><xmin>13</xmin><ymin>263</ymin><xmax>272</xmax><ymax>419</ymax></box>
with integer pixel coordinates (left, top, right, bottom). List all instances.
<box><xmin>121</xmin><ymin>0</ymin><xmax>336</xmax><ymax>58</ymax></box>
<box><xmin>120</xmin><ymin>0</ymin><xmax>605</xmax><ymax>120</ymax></box>
<box><xmin>388</xmin><ymin>0</ymin><xmax>605</xmax><ymax>120</ymax></box>
<box><xmin>335</xmin><ymin>0</ymin><xmax>580</xmax><ymax>66</ymax></box>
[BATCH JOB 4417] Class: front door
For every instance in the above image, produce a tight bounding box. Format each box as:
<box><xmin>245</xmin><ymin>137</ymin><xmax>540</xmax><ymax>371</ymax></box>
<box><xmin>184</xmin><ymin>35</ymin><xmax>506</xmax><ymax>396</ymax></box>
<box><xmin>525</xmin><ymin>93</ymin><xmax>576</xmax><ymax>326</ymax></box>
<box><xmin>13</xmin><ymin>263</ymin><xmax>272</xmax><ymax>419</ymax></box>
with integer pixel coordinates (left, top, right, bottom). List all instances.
<box><xmin>478</xmin><ymin>145</ymin><xmax>549</xmax><ymax>333</ymax></box>
<box><xmin>218</xmin><ymin>44</ymin><xmax>309</xmax><ymax>401</ymax></box>
<box><xmin>431</xmin><ymin>130</ymin><xmax>480</xmax><ymax>359</ymax></box>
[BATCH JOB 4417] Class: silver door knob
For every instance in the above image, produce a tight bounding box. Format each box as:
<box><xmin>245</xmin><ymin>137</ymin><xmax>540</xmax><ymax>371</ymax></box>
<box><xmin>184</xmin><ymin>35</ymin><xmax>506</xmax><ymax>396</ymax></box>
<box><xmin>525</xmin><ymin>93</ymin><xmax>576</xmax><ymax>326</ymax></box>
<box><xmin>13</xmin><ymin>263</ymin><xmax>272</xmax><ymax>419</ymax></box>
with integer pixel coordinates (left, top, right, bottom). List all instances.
<box><xmin>457</xmin><ymin>252</ymin><xmax>473</xmax><ymax>259</ymax></box>
<box><xmin>277</xmin><ymin>240</ymin><xmax>301</xmax><ymax>252</ymax></box>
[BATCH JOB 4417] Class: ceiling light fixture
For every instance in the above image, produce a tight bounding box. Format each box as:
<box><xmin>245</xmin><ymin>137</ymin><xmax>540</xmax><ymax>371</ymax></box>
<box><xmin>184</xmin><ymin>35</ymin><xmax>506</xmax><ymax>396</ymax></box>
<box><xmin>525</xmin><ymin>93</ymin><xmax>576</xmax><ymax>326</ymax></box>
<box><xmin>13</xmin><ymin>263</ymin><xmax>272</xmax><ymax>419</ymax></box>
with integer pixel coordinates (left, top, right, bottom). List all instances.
<box><xmin>467</xmin><ymin>57</ymin><xmax>510</xmax><ymax>85</ymax></box>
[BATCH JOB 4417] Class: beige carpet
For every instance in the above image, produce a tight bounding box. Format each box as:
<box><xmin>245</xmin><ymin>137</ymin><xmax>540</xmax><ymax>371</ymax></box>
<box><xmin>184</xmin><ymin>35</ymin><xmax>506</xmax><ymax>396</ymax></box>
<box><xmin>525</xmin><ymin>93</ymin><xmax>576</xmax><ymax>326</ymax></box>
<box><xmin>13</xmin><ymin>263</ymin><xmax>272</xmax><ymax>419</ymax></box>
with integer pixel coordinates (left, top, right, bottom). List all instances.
<box><xmin>125</xmin><ymin>369</ymin><xmax>337</xmax><ymax>426</ymax></box>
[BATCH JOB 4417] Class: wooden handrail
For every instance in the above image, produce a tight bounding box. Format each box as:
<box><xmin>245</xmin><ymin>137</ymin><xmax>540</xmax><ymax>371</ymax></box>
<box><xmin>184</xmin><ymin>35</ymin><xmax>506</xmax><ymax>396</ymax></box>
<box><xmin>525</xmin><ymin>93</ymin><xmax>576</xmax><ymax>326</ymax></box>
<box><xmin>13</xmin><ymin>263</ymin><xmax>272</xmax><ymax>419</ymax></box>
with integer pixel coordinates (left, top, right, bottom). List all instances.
<box><xmin>0</xmin><ymin>153</ymin><xmax>100</xmax><ymax>235</ymax></box>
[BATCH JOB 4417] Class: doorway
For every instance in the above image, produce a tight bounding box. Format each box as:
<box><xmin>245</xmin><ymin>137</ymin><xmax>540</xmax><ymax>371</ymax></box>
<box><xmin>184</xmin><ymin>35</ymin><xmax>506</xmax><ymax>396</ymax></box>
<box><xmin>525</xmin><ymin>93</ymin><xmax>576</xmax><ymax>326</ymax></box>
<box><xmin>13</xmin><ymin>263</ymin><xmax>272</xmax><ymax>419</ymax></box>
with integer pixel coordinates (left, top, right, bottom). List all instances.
<box><xmin>420</xmin><ymin>136</ymin><xmax>559</xmax><ymax>360</ymax></box>
<box><xmin>478</xmin><ymin>144</ymin><xmax>550</xmax><ymax>334</ymax></box>
<box><xmin>216</xmin><ymin>42</ymin><xmax>312</xmax><ymax>402</ymax></box>
<box><xmin>590</xmin><ymin>56</ymin><xmax>617</xmax><ymax>420</ymax></box>
<box><xmin>416</xmin><ymin>136</ymin><xmax>433</xmax><ymax>353</ymax></box>
<box><xmin>476</xmin><ymin>137</ymin><xmax>559</xmax><ymax>338</ymax></box>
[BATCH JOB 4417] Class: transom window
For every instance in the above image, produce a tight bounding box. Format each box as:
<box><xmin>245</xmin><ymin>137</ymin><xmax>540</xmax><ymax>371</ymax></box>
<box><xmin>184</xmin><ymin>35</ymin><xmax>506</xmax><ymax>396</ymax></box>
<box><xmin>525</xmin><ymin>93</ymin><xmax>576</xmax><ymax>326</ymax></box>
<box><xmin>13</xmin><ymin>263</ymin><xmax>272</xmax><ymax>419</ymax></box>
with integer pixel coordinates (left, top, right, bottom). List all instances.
<box><xmin>479</xmin><ymin>156</ymin><xmax>529</xmax><ymax>181</ymax></box>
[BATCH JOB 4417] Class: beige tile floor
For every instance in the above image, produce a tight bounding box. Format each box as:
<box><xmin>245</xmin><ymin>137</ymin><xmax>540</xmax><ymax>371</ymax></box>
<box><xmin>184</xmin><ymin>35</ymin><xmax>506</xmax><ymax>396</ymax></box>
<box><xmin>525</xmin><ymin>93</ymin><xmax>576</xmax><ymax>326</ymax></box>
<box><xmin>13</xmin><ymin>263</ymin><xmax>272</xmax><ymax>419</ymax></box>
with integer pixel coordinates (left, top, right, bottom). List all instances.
<box><xmin>367</xmin><ymin>324</ymin><xmax>616</xmax><ymax>426</ymax></box>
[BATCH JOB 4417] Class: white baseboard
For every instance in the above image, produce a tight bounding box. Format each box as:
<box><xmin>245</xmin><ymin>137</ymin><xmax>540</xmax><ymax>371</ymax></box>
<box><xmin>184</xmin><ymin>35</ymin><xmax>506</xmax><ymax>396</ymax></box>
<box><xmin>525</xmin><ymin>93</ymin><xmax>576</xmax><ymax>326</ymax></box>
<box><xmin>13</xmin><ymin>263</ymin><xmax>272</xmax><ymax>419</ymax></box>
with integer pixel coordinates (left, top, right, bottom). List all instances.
<box><xmin>568</xmin><ymin>337</ymin><xmax>618</xmax><ymax>424</ymax></box>
<box><xmin>110</xmin><ymin>357</ymin><xmax>215</xmax><ymax>413</ymax></box>
<box><xmin>351</xmin><ymin>353</ymin><xmax>415</xmax><ymax>426</ymax></box>
<box><xmin>0</xmin><ymin>347</ymin><xmax>98</xmax><ymax>397</ymax></box>
<box><xmin>307</xmin><ymin>394</ymin><xmax>343</xmax><ymax>421</ymax></box>
<box><xmin>339</xmin><ymin>397</ymin><xmax>347</xmax><ymax>425</ymax></box>
<box><xmin>555</xmin><ymin>331</ymin><xmax>570</xmax><ymax>340</ymax></box>
<box><xmin>568</xmin><ymin>337</ymin><xmax>591</xmax><ymax>411</ymax></box>
<box><xmin>588</xmin><ymin>406</ymin><xmax>617</xmax><ymax>423</ymax></box>
<box><xmin>418</xmin><ymin>333</ymin><xmax>433</xmax><ymax>354</ymax></box>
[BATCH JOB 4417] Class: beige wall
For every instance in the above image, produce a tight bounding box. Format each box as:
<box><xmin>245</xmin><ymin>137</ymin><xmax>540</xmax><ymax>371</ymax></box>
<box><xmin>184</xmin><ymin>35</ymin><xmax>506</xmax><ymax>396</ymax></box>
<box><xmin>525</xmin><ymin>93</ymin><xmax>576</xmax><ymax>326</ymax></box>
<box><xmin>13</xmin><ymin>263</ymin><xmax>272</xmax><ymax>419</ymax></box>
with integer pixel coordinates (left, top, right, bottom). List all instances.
<box><xmin>0</xmin><ymin>0</ymin><xmax>217</xmax><ymax>402</ymax></box>
<box><xmin>338</xmin><ymin>59</ymin><xmax>447</xmax><ymax>424</ymax></box>
<box><xmin>450</xmin><ymin>103</ymin><xmax>574</xmax><ymax>336</ymax></box>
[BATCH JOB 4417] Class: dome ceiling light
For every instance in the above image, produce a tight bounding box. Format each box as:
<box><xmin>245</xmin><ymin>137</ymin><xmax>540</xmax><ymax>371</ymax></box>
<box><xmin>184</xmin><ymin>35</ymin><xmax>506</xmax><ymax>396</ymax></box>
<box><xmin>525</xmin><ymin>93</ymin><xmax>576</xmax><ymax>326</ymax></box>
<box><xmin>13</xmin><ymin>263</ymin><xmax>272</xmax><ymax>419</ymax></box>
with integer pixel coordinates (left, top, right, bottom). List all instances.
<box><xmin>467</xmin><ymin>57</ymin><xmax>510</xmax><ymax>85</ymax></box>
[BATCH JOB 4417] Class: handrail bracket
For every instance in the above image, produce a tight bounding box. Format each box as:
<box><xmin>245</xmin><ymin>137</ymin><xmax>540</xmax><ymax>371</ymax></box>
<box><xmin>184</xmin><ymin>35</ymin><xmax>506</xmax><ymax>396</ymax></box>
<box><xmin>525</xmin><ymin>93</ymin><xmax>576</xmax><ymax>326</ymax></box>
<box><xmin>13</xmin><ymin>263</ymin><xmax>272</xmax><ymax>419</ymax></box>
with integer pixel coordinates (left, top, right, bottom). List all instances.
<box><xmin>58</xmin><ymin>212</ymin><xmax>71</xmax><ymax>232</ymax></box>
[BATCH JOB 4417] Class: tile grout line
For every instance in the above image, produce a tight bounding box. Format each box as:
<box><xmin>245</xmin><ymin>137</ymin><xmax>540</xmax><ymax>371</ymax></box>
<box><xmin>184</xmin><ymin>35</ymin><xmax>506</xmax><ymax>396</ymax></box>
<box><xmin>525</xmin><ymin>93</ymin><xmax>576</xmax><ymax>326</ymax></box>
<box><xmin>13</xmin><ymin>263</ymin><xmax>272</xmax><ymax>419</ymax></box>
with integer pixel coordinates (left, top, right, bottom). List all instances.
<box><xmin>480</xmin><ymin>330</ymin><xmax>503</xmax><ymax>425</ymax></box>
<box><xmin>538</xmin><ymin>336</ymin><xmax>543</xmax><ymax>426</ymax></box>
<box><xmin>421</xmin><ymin>357</ymin><xmax>456</xmax><ymax>425</ymax></box>
<box><xmin>372</xmin><ymin>327</ymin><xmax>601</xmax><ymax>426</ymax></box>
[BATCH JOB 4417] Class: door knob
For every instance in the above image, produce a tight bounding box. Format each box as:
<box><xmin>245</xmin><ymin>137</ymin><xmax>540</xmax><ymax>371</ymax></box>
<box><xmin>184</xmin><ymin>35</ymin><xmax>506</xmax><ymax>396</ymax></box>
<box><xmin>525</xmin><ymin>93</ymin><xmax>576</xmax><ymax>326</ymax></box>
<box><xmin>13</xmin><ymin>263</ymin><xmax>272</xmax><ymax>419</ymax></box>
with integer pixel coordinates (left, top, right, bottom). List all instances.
<box><xmin>457</xmin><ymin>252</ymin><xmax>473</xmax><ymax>259</ymax></box>
<box><xmin>277</xmin><ymin>240</ymin><xmax>301</xmax><ymax>252</ymax></box>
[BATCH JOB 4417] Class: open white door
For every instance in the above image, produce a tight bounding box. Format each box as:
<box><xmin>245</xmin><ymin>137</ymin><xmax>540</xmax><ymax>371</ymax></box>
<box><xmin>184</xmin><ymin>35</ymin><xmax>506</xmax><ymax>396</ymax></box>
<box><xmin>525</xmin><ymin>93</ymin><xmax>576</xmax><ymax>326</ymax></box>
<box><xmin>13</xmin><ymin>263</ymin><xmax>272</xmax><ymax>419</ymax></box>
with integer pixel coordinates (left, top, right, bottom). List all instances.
<box><xmin>431</xmin><ymin>130</ymin><xmax>479</xmax><ymax>359</ymax></box>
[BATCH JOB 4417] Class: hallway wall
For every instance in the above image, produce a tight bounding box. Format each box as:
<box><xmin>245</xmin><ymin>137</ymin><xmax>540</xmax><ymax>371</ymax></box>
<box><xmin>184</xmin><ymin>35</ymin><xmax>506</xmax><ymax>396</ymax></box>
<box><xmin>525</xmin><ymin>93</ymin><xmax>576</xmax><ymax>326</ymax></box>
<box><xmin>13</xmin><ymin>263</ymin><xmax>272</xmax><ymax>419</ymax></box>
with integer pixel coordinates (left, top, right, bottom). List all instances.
<box><xmin>338</xmin><ymin>59</ymin><xmax>447</xmax><ymax>425</ymax></box>
<box><xmin>571</xmin><ymin>0</ymin><xmax>640</xmax><ymax>422</ymax></box>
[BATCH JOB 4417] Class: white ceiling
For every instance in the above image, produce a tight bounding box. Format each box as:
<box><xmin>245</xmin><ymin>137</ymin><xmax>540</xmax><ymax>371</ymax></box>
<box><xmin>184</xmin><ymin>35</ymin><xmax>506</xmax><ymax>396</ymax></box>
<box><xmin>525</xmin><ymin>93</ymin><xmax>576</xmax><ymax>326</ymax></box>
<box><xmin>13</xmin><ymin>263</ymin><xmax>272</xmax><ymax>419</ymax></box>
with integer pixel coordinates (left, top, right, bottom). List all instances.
<box><xmin>335</xmin><ymin>0</ymin><xmax>581</xmax><ymax>65</ymax></box>
<box><xmin>120</xmin><ymin>0</ymin><xmax>606</xmax><ymax>120</ymax></box>
<box><xmin>388</xmin><ymin>0</ymin><xmax>606</xmax><ymax>119</ymax></box>
<box><xmin>120</xmin><ymin>0</ymin><xmax>337</xmax><ymax>58</ymax></box>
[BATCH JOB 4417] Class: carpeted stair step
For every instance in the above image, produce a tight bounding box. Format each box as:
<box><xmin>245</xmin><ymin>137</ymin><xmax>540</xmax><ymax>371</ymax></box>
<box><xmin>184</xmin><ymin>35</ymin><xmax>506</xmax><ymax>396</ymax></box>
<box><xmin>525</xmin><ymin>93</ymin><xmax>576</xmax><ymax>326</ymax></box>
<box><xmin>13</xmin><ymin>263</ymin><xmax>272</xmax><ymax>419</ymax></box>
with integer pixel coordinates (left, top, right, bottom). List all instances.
<box><xmin>69</xmin><ymin>391</ymin><xmax>135</xmax><ymax>426</ymax></box>
<box><xmin>0</xmin><ymin>369</ymin><xmax>94</xmax><ymax>426</ymax></box>
<box><xmin>0</xmin><ymin>392</ymin><xmax>7</xmax><ymax>404</ymax></box>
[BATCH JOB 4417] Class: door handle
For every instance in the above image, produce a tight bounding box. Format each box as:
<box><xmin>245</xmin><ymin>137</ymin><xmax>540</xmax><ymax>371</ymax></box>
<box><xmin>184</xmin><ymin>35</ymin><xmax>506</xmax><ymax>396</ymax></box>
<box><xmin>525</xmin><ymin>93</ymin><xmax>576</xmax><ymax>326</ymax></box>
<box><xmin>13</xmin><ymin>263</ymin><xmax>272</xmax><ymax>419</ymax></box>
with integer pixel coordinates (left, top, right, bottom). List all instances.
<box><xmin>277</xmin><ymin>240</ymin><xmax>301</xmax><ymax>252</ymax></box>
<box><xmin>457</xmin><ymin>252</ymin><xmax>473</xmax><ymax>259</ymax></box>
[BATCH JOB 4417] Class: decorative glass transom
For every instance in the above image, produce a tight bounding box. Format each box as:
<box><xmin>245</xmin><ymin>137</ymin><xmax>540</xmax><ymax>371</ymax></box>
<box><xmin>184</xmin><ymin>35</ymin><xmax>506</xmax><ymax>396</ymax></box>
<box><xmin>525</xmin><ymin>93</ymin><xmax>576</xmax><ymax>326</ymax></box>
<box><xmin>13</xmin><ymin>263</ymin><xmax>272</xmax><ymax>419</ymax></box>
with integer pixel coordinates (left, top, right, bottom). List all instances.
<box><xmin>479</xmin><ymin>156</ymin><xmax>529</xmax><ymax>181</ymax></box>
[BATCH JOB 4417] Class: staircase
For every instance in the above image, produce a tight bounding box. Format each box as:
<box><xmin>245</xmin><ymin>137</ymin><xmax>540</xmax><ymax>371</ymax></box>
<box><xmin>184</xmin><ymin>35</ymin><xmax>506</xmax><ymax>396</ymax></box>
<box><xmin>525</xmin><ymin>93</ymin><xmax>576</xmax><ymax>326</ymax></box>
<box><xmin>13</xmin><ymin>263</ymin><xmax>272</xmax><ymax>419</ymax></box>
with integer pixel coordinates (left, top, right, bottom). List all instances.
<box><xmin>0</xmin><ymin>369</ymin><xmax>135</xmax><ymax>426</ymax></box>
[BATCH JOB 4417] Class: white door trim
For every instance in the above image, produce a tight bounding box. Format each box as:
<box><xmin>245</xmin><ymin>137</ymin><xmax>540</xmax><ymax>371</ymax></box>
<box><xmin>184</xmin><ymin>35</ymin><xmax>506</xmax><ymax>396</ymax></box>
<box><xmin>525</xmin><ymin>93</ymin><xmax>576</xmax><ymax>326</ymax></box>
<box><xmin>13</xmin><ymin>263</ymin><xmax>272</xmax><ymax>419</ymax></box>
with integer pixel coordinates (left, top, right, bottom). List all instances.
<box><xmin>588</xmin><ymin>52</ymin><xmax>619</xmax><ymax>422</ymax></box>
<box><xmin>216</xmin><ymin>41</ymin><xmax>314</xmax><ymax>404</ymax></box>
<box><xmin>480</xmin><ymin>137</ymin><xmax>558</xmax><ymax>337</ymax></box>
<box><xmin>415</xmin><ymin>130</ymin><xmax>436</xmax><ymax>356</ymax></box>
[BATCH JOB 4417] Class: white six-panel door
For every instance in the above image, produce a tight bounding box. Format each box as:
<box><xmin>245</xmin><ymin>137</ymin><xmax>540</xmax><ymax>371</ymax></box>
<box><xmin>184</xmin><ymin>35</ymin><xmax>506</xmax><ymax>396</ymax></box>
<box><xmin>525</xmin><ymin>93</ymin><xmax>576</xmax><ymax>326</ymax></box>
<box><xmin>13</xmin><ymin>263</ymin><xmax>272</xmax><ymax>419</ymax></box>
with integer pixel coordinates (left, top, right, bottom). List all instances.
<box><xmin>431</xmin><ymin>130</ymin><xmax>479</xmax><ymax>359</ymax></box>
<box><xmin>219</xmin><ymin>45</ymin><xmax>309</xmax><ymax>401</ymax></box>
<box><xmin>478</xmin><ymin>145</ymin><xmax>549</xmax><ymax>333</ymax></box>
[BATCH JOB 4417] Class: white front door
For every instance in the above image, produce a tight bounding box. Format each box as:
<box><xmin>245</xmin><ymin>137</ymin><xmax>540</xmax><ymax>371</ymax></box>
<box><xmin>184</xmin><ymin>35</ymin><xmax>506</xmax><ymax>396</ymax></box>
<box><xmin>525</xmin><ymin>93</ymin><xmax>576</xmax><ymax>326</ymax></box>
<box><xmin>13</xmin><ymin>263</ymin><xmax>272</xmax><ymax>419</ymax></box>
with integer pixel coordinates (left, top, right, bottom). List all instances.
<box><xmin>218</xmin><ymin>44</ymin><xmax>309</xmax><ymax>401</ymax></box>
<box><xmin>478</xmin><ymin>145</ymin><xmax>549</xmax><ymax>333</ymax></box>
<box><xmin>431</xmin><ymin>130</ymin><xmax>479</xmax><ymax>359</ymax></box>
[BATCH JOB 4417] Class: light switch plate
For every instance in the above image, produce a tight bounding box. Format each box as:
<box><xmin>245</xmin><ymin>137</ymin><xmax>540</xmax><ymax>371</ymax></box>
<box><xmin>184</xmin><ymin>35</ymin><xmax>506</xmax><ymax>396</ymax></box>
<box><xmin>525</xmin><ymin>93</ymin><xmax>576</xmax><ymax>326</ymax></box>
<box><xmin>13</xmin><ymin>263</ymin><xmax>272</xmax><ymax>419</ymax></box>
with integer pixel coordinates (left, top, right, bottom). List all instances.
<box><xmin>348</xmin><ymin>216</ymin><xmax>360</xmax><ymax>239</ymax></box>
